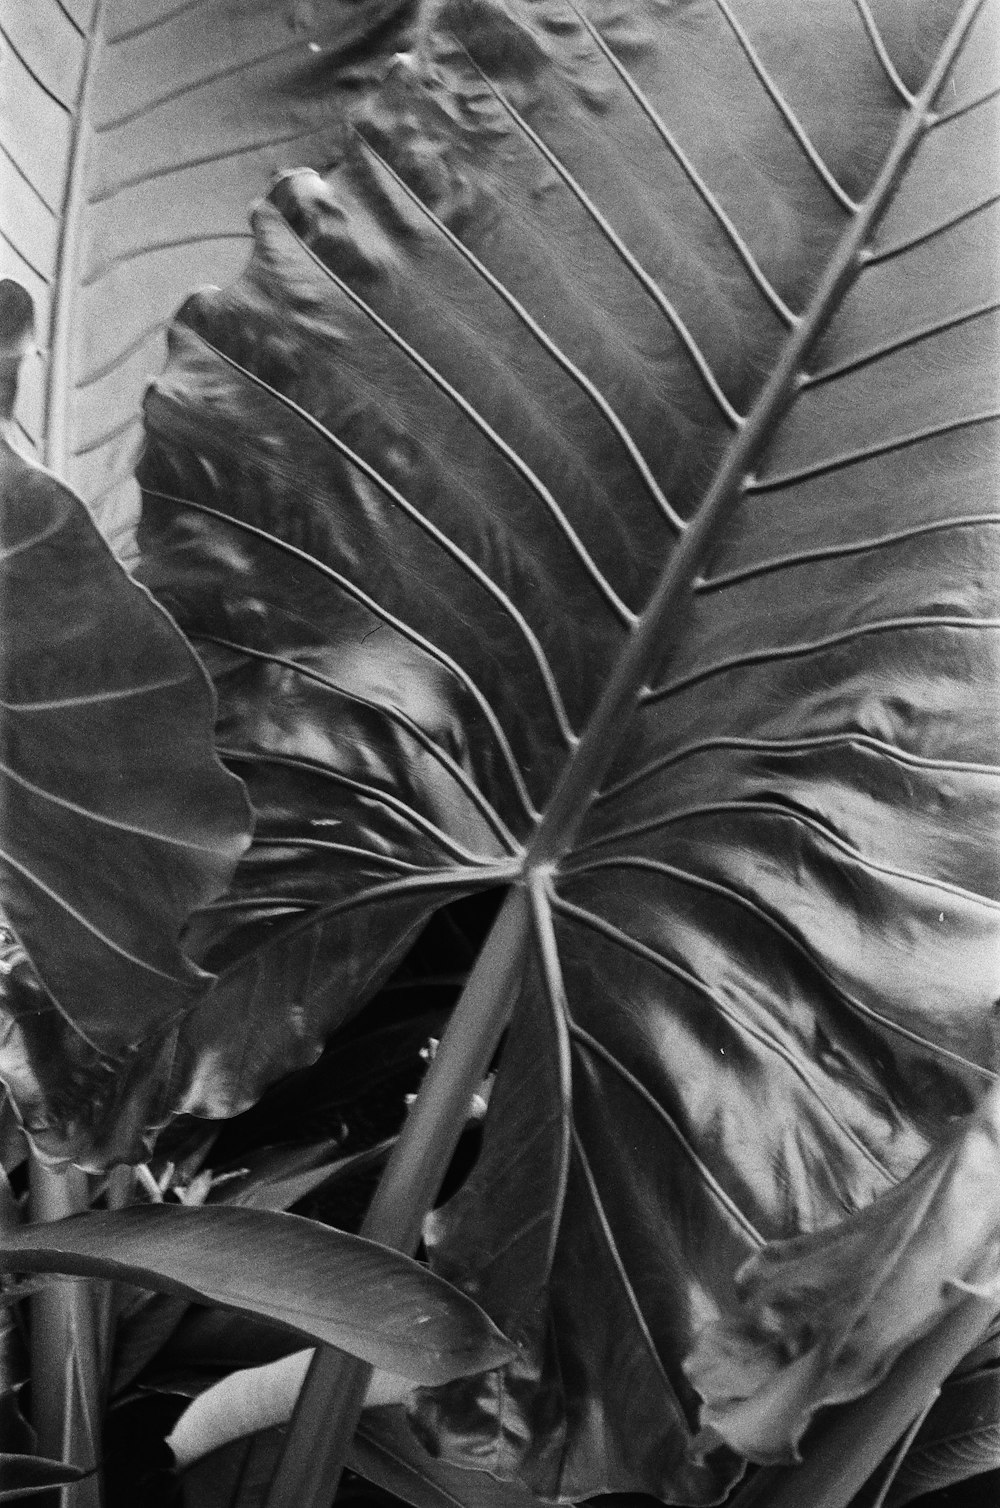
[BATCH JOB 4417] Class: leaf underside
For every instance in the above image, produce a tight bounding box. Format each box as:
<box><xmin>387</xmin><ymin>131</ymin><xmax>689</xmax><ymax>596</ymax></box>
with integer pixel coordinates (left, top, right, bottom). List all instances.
<box><xmin>686</xmin><ymin>1079</ymin><xmax>1000</xmax><ymax>1466</ymax></box>
<box><xmin>60</xmin><ymin>0</ymin><xmax>1000</xmax><ymax>1496</ymax></box>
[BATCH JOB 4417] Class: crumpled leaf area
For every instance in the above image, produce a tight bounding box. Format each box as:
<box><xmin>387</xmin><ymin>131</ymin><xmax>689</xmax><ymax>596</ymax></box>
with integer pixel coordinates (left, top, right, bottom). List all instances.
<box><xmin>686</xmin><ymin>1080</ymin><xmax>1000</xmax><ymax>1465</ymax></box>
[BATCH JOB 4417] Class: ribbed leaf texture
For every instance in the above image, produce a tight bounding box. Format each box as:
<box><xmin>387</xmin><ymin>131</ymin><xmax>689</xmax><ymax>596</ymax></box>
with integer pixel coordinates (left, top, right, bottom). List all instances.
<box><xmin>0</xmin><ymin>0</ymin><xmax>412</xmax><ymax>549</ymax></box>
<box><xmin>0</xmin><ymin>280</ymin><xmax>251</xmax><ymax>1164</ymax></box>
<box><xmin>132</xmin><ymin>0</ymin><xmax>1000</xmax><ymax>1497</ymax></box>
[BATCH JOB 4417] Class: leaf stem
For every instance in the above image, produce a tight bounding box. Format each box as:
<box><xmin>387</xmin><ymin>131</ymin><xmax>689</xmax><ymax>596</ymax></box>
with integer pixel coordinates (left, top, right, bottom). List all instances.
<box><xmin>263</xmin><ymin>886</ymin><xmax>530</xmax><ymax>1508</ymax></box>
<box><xmin>29</xmin><ymin>1158</ymin><xmax>104</xmax><ymax>1508</ymax></box>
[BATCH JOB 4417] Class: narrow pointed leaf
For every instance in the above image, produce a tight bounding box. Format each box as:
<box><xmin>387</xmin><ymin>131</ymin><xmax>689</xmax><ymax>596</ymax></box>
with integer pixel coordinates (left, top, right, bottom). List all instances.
<box><xmin>133</xmin><ymin>0</ymin><xmax>1000</xmax><ymax>1499</ymax></box>
<box><xmin>0</xmin><ymin>1454</ymin><xmax>88</xmax><ymax>1500</ymax></box>
<box><xmin>0</xmin><ymin>1205</ymin><xmax>515</xmax><ymax>1384</ymax></box>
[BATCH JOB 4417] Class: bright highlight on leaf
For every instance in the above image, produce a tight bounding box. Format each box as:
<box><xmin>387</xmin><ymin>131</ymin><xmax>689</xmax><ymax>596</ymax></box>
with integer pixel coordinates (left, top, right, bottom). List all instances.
<box><xmin>0</xmin><ymin>1453</ymin><xmax>88</xmax><ymax>1502</ymax></box>
<box><xmin>0</xmin><ymin>0</ymin><xmax>415</xmax><ymax>547</ymax></box>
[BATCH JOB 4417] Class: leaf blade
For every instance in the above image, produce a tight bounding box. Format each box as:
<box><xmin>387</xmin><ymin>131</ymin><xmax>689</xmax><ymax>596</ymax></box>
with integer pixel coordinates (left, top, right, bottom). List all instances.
<box><xmin>0</xmin><ymin>1205</ymin><xmax>515</xmax><ymax>1385</ymax></box>
<box><xmin>130</xmin><ymin>0</ymin><xmax>1000</xmax><ymax>1498</ymax></box>
<box><xmin>0</xmin><ymin>314</ymin><xmax>253</xmax><ymax>1161</ymax></box>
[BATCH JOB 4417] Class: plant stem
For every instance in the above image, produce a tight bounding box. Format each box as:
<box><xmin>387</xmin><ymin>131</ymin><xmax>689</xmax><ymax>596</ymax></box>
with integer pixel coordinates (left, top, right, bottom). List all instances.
<box><xmin>29</xmin><ymin>1159</ymin><xmax>105</xmax><ymax>1508</ymax></box>
<box><xmin>727</xmin><ymin>1290</ymin><xmax>999</xmax><ymax>1508</ymax></box>
<box><xmin>263</xmin><ymin>885</ymin><xmax>530</xmax><ymax>1508</ymax></box>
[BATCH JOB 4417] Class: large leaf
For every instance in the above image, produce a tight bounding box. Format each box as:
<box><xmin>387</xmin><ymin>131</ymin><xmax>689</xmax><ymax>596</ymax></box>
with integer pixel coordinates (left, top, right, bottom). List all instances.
<box><xmin>132</xmin><ymin>0</ymin><xmax>1000</xmax><ymax>1499</ymax></box>
<box><xmin>0</xmin><ymin>281</ymin><xmax>252</xmax><ymax>1163</ymax></box>
<box><xmin>0</xmin><ymin>0</ymin><xmax>413</xmax><ymax>548</ymax></box>
<box><xmin>0</xmin><ymin>1204</ymin><xmax>514</xmax><ymax>1384</ymax></box>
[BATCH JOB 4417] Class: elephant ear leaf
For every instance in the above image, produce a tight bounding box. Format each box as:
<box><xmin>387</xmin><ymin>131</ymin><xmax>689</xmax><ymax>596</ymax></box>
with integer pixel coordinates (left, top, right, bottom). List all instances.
<box><xmin>134</xmin><ymin>0</ymin><xmax>1000</xmax><ymax>1498</ymax></box>
<box><xmin>0</xmin><ymin>279</ymin><xmax>252</xmax><ymax>1165</ymax></box>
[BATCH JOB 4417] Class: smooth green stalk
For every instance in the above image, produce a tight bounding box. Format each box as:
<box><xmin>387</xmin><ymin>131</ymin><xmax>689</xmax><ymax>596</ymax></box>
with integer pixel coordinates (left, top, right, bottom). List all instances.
<box><xmin>29</xmin><ymin>1160</ymin><xmax>104</xmax><ymax>1508</ymax></box>
<box><xmin>263</xmin><ymin>887</ymin><xmax>530</xmax><ymax>1508</ymax></box>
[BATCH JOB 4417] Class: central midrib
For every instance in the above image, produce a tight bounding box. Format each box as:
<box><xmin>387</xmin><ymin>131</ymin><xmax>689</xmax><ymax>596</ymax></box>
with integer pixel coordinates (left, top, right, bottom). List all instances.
<box><xmin>44</xmin><ymin>0</ymin><xmax>105</xmax><ymax>477</ymax></box>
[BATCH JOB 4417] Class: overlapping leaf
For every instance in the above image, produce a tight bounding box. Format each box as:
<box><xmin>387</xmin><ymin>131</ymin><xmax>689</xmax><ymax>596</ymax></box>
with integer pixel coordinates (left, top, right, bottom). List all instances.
<box><xmin>132</xmin><ymin>0</ymin><xmax>1000</xmax><ymax>1499</ymax></box>
<box><xmin>0</xmin><ymin>0</ymin><xmax>413</xmax><ymax>548</ymax></box>
<box><xmin>0</xmin><ymin>279</ymin><xmax>251</xmax><ymax>1163</ymax></box>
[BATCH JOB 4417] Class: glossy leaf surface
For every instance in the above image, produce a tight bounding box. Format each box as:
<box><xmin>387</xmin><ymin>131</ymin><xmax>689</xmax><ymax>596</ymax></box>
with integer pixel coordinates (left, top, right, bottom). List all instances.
<box><xmin>0</xmin><ymin>281</ymin><xmax>252</xmax><ymax>1163</ymax></box>
<box><xmin>0</xmin><ymin>1205</ymin><xmax>513</xmax><ymax>1384</ymax></box>
<box><xmin>133</xmin><ymin>0</ymin><xmax>1000</xmax><ymax>1498</ymax></box>
<box><xmin>0</xmin><ymin>0</ymin><xmax>412</xmax><ymax>547</ymax></box>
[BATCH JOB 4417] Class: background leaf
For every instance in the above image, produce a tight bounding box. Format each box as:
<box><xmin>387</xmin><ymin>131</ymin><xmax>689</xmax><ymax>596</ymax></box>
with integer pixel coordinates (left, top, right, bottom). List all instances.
<box><xmin>0</xmin><ymin>0</ymin><xmax>414</xmax><ymax>550</ymax></box>
<box><xmin>351</xmin><ymin>1407</ymin><xmax>549</xmax><ymax>1508</ymax></box>
<box><xmin>0</xmin><ymin>280</ymin><xmax>252</xmax><ymax>1164</ymax></box>
<box><xmin>0</xmin><ymin>1453</ymin><xmax>88</xmax><ymax>1500</ymax></box>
